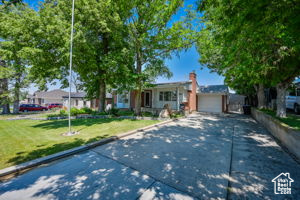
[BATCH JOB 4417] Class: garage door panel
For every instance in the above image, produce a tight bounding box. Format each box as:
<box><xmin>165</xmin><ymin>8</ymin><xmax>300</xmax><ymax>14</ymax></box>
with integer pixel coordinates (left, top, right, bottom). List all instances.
<box><xmin>198</xmin><ymin>95</ymin><xmax>222</xmax><ymax>113</ymax></box>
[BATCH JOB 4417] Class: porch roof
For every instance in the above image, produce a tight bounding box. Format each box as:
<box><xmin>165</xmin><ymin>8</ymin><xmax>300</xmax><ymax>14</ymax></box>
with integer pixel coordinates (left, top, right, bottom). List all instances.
<box><xmin>148</xmin><ymin>80</ymin><xmax>192</xmax><ymax>89</ymax></box>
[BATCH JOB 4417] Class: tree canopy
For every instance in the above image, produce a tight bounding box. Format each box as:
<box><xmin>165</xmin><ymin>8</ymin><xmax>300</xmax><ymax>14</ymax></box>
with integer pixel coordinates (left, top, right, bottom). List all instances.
<box><xmin>1</xmin><ymin>0</ymin><xmax>198</xmax><ymax>114</ymax></box>
<box><xmin>127</xmin><ymin>0</ymin><xmax>198</xmax><ymax>114</ymax></box>
<box><xmin>197</xmin><ymin>0</ymin><xmax>300</xmax><ymax>117</ymax></box>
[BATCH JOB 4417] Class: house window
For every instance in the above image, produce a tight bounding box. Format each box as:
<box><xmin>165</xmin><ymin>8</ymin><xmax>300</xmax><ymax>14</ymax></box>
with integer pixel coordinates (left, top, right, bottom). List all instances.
<box><xmin>83</xmin><ymin>101</ymin><xmax>86</xmax><ymax>106</ymax></box>
<box><xmin>159</xmin><ymin>92</ymin><xmax>163</xmax><ymax>101</ymax></box>
<box><xmin>172</xmin><ymin>91</ymin><xmax>177</xmax><ymax>101</ymax></box>
<box><xmin>159</xmin><ymin>91</ymin><xmax>177</xmax><ymax>101</ymax></box>
<box><xmin>164</xmin><ymin>91</ymin><xmax>171</xmax><ymax>101</ymax></box>
<box><xmin>118</xmin><ymin>93</ymin><xmax>129</xmax><ymax>104</ymax></box>
<box><xmin>75</xmin><ymin>99</ymin><xmax>78</xmax><ymax>106</ymax></box>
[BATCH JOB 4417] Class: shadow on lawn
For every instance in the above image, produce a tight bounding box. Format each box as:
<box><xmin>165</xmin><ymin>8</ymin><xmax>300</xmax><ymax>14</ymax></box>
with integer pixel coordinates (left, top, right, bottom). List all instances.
<box><xmin>31</xmin><ymin>118</ymin><xmax>130</xmax><ymax>130</ymax></box>
<box><xmin>7</xmin><ymin>135</ymin><xmax>109</xmax><ymax>166</ymax></box>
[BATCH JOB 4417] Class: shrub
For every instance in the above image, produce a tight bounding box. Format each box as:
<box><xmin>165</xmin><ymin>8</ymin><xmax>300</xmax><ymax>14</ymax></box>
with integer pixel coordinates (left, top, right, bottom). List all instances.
<box><xmin>47</xmin><ymin>109</ymin><xmax>68</xmax><ymax>118</ymax></box>
<box><xmin>141</xmin><ymin>111</ymin><xmax>153</xmax><ymax>117</ymax></box>
<box><xmin>170</xmin><ymin>111</ymin><xmax>184</xmax><ymax>118</ymax></box>
<box><xmin>60</xmin><ymin>109</ymin><xmax>66</xmax><ymax>115</ymax></box>
<box><xmin>96</xmin><ymin>111</ymin><xmax>107</xmax><ymax>116</ymax></box>
<box><xmin>106</xmin><ymin>108</ymin><xmax>119</xmax><ymax>116</ymax></box>
<box><xmin>81</xmin><ymin>107</ymin><xmax>93</xmax><ymax>114</ymax></box>
<box><xmin>70</xmin><ymin>107</ymin><xmax>80</xmax><ymax>116</ymax></box>
<box><xmin>117</xmin><ymin>110</ymin><xmax>134</xmax><ymax>116</ymax></box>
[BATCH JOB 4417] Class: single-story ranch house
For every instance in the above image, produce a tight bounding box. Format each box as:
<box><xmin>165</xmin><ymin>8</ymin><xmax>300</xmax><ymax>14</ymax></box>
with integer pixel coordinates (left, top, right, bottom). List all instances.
<box><xmin>115</xmin><ymin>71</ymin><xmax>229</xmax><ymax>114</ymax></box>
<box><xmin>63</xmin><ymin>92</ymin><xmax>113</xmax><ymax>110</ymax></box>
<box><xmin>26</xmin><ymin>89</ymin><xmax>68</xmax><ymax>105</ymax></box>
<box><xmin>27</xmin><ymin>72</ymin><xmax>228</xmax><ymax>113</ymax></box>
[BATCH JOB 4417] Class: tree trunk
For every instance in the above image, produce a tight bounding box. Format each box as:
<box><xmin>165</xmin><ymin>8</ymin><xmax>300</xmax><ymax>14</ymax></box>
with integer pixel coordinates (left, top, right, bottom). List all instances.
<box><xmin>134</xmin><ymin>87</ymin><xmax>142</xmax><ymax>115</ymax></box>
<box><xmin>257</xmin><ymin>84</ymin><xmax>266</xmax><ymax>109</ymax></box>
<box><xmin>134</xmin><ymin>46</ymin><xmax>142</xmax><ymax>116</ymax></box>
<box><xmin>1</xmin><ymin>79</ymin><xmax>10</xmax><ymax>114</ymax></box>
<box><xmin>98</xmin><ymin>79</ymin><xmax>106</xmax><ymax>112</ymax></box>
<box><xmin>0</xmin><ymin>59</ymin><xmax>10</xmax><ymax>114</ymax></box>
<box><xmin>276</xmin><ymin>82</ymin><xmax>288</xmax><ymax>118</ymax></box>
<box><xmin>2</xmin><ymin>104</ymin><xmax>10</xmax><ymax>114</ymax></box>
<box><xmin>97</xmin><ymin>34</ymin><xmax>109</xmax><ymax>112</ymax></box>
<box><xmin>13</xmin><ymin>76</ymin><xmax>20</xmax><ymax>114</ymax></box>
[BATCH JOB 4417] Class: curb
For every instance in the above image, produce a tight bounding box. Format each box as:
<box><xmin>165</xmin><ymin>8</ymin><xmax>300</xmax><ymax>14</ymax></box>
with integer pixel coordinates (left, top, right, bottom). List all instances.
<box><xmin>0</xmin><ymin>118</ymin><xmax>176</xmax><ymax>181</ymax></box>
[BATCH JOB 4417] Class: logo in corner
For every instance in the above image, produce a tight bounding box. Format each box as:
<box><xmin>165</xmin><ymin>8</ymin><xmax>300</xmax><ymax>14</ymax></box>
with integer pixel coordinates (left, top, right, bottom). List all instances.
<box><xmin>272</xmin><ymin>173</ymin><xmax>294</xmax><ymax>194</ymax></box>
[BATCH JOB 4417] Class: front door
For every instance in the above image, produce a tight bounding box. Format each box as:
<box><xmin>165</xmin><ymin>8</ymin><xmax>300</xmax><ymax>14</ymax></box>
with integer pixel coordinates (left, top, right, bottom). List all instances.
<box><xmin>144</xmin><ymin>91</ymin><xmax>151</xmax><ymax>107</ymax></box>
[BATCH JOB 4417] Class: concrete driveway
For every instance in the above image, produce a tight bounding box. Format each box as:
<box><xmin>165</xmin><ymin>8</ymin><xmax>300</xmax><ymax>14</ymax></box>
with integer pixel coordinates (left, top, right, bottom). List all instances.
<box><xmin>0</xmin><ymin>113</ymin><xmax>299</xmax><ymax>200</ymax></box>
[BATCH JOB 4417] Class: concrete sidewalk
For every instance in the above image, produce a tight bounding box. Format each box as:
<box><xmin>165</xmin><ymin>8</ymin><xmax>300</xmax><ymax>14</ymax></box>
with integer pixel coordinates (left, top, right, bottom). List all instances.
<box><xmin>0</xmin><ymin>113</ymin><xmax>299</xmax><ymax>199</ymax></box>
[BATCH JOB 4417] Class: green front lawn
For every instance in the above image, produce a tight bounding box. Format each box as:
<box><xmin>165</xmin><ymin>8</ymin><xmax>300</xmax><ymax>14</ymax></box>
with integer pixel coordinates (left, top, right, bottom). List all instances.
<box><xmin>0</xmin><ymin>118</ymin><xmax>158</xmax><ymax>169</ymax></box>
<box><xmin>260</xmin><ymin>109</ymin><xmax>300</xmax><ymax>131</ymax></box>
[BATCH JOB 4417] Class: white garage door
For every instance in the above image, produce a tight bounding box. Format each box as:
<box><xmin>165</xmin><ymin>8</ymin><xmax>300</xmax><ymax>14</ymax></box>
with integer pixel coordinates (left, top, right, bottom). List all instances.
<box><xmin>198</xmin><ymin>95</ymin><xmax>222</xmax><ymax>113</ymax></box>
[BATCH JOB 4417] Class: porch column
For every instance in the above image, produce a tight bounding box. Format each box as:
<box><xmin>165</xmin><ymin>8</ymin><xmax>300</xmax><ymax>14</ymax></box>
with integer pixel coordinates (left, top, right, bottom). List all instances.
<box><xmin>177</xmin><ymin>87</ymin><xmax>179</xmax><ymax>111</ymax></box>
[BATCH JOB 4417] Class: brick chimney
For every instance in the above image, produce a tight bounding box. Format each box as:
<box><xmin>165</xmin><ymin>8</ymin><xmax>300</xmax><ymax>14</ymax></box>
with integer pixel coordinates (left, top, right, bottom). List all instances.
<box><xmin>188</xmin><ymin>71</ymin><xmax>197</xmax><ymax>112</ymax></box>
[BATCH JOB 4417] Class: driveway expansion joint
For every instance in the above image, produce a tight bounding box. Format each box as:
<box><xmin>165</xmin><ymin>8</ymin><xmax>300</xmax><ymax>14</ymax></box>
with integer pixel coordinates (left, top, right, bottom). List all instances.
<box><xmin>226</xmin><ymin>125</ymin><xmax>235</xmax><ymax>200</ymax></box>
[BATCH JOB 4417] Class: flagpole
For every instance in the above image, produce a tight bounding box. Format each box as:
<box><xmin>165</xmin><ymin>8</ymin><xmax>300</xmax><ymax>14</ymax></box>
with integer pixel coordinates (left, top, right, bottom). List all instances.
<box><xmin>68</xmin><ymin>0</ymin><xmax>75</xmax><ymax>134</ymax></box>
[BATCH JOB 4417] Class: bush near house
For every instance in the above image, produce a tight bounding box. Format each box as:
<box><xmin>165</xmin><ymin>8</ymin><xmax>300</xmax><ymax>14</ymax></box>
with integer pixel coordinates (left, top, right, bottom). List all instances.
<box><xmin>171</xmin><ymin>112</ymin><xmax>184</xmax><ymax>119</ymax></box>
<box><xmin>117</xmin><ymin>109</ymin><xmax>134</xmax><ymax>116</ymax></box>
<box><xmin>46</xmin><ymin>108</ymin><xmax>175</xmax><ymax>118</ymax></box>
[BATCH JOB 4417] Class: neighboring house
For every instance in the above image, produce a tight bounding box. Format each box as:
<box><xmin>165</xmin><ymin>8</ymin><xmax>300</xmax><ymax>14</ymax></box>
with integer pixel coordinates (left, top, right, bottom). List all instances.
<box><xmin>63</xmin><ymin>92</ymin><xmax>112</xmax><ymax>110</ymax></box>
<box><xmin>27</xmin><ymin>89</ymin><xmax>68</xmax><ymax>105</ymax></box>
<box><xmin>63</xmin><ymin>92</ymin><xmax>91</xmax><ymax>109</ymax></box>
<box><xmin>115</xmin><ymin>71</ymin><xmax>229</xmax><ymax>114</ymax></box>
<box><xmin>228</xmin><ymin>93</ymin><xmax>245</xmax><ymax>113</ymax></box>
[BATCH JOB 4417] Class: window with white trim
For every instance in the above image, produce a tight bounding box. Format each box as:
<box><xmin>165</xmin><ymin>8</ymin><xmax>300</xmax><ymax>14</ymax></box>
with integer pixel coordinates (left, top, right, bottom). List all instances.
<box><xmin>159</xmin><ymin>91</ymin><xmax>177</xmax><ymax>101</ymax></box>
<box><xmin>118</xmin><ymin>93</ymin><xmax>129</xmax><ymax>103</ymax></box>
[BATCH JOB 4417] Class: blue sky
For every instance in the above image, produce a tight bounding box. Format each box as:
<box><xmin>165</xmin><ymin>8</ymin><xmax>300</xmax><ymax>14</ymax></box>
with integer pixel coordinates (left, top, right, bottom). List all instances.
<box><xmin>25</xmin><ymin>0</ymin><xmax>224</xmax><ymax>93</ymax></box>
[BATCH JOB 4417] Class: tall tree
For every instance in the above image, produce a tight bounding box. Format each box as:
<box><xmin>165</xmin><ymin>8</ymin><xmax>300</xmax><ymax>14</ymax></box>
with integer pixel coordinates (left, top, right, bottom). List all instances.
<box><xmin>128</xmin><ymin>0</ymin><xmax>197</xmax><ymax>115</ymax></box>
<box><xmin>0</xmin><ymin>59</ymin><xmax>10</xmax><ymax>114</ymax></box>
<box><xmin>0</xmin><ymin>3</ymin><xmax>33</xmax><ymax>113</ymax></box>
<box><xmin>25</xmin><ymin>0</ymin><xmax>134</xmax><ymax>112</ymax></box>
<box><xmin>197</xmin><ymin>0</ymin><xmax>300</xmax><ymax>117</ymax></box>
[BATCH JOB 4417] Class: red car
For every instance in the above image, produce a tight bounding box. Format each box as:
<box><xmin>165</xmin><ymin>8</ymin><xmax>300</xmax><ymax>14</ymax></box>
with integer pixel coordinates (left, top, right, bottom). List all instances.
<box><xmin>48</xmin><ymin>103</ymin><xmax>63</xmax><ymax>109</ymax></box>
<box><xmin>19</xmin><ymin>104</ymin><xmax>48</xmax><ymax>112</ymax></box>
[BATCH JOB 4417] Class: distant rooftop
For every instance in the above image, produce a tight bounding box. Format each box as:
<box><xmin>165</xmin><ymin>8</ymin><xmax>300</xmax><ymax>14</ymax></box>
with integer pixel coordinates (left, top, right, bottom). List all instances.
<box><xmin>199</xmin><ymin>85</ymin><xmax>229</xmax><ymax>94</ymax></box>
<box><xmin>28</xmin><ymin>89</ymin><xmax>68</xmax><ymax>99</ymax></box>
<box><xmin>63</xmin><ymin>92</ymin><xmax>112</xmax><ymax>99</ymax></box>
<box><xmin>63</xmin><ymin>92</ymin><xmax>87</xmax><ymax>98</ymax></box>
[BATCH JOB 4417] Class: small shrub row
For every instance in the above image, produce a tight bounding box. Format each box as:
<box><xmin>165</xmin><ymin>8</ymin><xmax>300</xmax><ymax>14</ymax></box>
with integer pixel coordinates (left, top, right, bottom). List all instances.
<box><xmin>170</xmin><ymin>111</ymin><xmax>184</xmax><ymax>118</ymax></box>
<box><xmin>47</xmin><ymin>108</ymin><xmax>164</xmax><ymax>118</ymax></box>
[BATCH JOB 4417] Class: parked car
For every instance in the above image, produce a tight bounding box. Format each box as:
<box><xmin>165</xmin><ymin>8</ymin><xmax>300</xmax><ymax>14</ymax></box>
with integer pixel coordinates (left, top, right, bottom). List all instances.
<box><xmin>48</xmin><ymin>103</ymin><xmax>63</xmax><ymax>109</ymax></box>
<box><xmin>286</xmin><ymin>88</ymin><xmax>300</xmax><ymax>114</ymax></box>
<box><xmin>19</xmin><ymin>104</ymin><xmax>48</xmax><ymax>112</ymax></box>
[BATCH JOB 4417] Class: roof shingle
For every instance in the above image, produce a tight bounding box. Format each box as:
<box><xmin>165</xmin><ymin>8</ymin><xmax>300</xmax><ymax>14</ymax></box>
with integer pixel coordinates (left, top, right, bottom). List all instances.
<box><xmin>198</xmin><ymin>85</ymin><xmax>228</xmax><ymax>94</ymax></box>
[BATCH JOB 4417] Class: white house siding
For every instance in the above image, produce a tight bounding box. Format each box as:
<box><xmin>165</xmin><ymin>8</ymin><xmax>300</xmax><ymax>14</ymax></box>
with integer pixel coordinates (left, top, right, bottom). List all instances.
<box><xmin>63</xmin><ymin>99</ymin><xmax>91</xmax><ymax>109</ymax></box>
<box><xmin>152</xmin><ymin>86</ymin><xmax>187</xmax><ymax>110</ymax></box>
<box><xmin>43</xmin><ymin>98</ymin><xmax>64</xmax><ymax>105</ymax></box>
